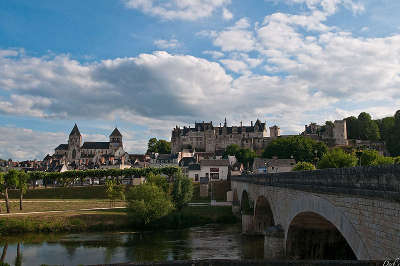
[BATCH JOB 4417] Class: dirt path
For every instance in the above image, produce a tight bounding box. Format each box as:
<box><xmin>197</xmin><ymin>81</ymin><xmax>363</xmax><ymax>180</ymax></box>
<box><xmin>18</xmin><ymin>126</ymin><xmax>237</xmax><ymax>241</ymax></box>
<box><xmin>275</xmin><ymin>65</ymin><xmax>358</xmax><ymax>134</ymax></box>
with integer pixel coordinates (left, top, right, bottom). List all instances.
<box><xmin>0</xmin><ymin>207</ymin><xmax>126</xmax><ymax>216</ymax></box>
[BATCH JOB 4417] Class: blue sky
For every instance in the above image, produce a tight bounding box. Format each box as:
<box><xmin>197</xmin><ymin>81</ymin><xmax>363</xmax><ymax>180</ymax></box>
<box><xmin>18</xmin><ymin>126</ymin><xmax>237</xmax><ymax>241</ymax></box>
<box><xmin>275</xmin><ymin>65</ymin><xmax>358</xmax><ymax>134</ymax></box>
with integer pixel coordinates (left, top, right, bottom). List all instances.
<box><xmin>0</xmin><ymin>0</ymin><xmax>400</xmax><ymax>160</ymax></box>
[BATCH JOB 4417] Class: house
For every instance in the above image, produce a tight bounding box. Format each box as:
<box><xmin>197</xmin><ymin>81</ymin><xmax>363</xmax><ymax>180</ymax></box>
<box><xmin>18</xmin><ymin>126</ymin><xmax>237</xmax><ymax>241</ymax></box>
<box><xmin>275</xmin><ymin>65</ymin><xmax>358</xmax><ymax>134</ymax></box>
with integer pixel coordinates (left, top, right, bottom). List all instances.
<box><xmin>199</xmin><ymin>159</ymin><xmax>229</xmax><ymax>181</ymax></box>
<box><xmin>149</xmin><ymin>153</ymin><xmax>178</xmax><ymax>167</ymax></box>
<box><xmin>187</xmin><ymin>163</ymin><xmax>201</xmax><ymax>182</ymax></box>
<box><xmin>253</xmin><ymin>158</ymin><xmax>296</xmax><ymax>174</ymax></box>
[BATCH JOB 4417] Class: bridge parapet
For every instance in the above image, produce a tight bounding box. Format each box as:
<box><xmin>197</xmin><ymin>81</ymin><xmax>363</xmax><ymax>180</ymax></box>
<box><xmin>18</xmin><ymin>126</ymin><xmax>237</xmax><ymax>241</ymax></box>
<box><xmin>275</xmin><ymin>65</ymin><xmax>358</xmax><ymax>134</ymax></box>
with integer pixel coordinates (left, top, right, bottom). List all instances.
<box><xmin>232</xmin><ymin>165</ymin><xmax>400</xmax><ymax>202</ymax></box>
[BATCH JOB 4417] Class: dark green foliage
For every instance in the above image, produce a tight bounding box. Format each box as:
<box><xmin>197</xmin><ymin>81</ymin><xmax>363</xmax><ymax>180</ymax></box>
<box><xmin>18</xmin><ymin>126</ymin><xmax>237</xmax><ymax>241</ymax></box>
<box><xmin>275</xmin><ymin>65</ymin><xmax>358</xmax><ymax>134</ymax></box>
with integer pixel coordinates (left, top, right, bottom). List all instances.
<box><xmin>360</xmin><ymin>150</ymin><xmax>379</xmax><ymax>166</ymax></box>
<box><xmin>292</xmin><ymin>162</ymin><xmax>316</xmax><ymax>171</ymax></box>
<box><xmin>171</xmin><ymin>172</ymin><xmax>193</xmax><ymax>210</ymax></box>
<box><xmin>126</xmin><ymin>184</ymin><xmax>174</xmax><ymax>226</ymax></box>
<box><xmin>345</xmin><ymin>116</ymin><xmax>359</xmax><ymax>139</ymax></box>
<box><xmin>357</xmin><ymin>112</ymin><xmax>380</xmax><ymax>141</ymax></box>
<box><xmin>223</xmin><ymin>144</ymin><xmax>240</xmax><ymax>157</ymax></box>
<box><xmin>317</xmin><ymin>148</ymin><xmax>358</xmax><ymax>169</ymax></box>
<box><xmin>147</xmin><ymin>138</ymin><xmax>171</xmax><ymax>154</ymax></box>
<box><xmin>375</xmin><ymin>117</ymin><xmax>395</xmax><ymax>141</ymax></box>
<box><xmin>262</xmin><ymin>136</ymin><xmax>327</xmax><ymax>163</ymax></box>
<box><xmin>386</xmin><ymin>110</ymin><xmax>400</xmax><ymax>156</ymax></box>
<box><xmin>146</xmin><ymin>173</ymin><xmax>170</xmax><ymax>193</ymax></box>
<box><xmin>224</xmin><ymin>144</ymin><xmax>256</xmax><ymax>170</ymax></box>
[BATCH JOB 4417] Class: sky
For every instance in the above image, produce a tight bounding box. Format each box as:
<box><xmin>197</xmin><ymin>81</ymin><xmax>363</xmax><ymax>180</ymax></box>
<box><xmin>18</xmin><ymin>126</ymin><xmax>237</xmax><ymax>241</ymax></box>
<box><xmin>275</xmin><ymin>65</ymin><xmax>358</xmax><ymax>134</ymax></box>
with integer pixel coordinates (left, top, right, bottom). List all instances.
<box><xmin>0</xmin><ymin>0</ymin><xmax>400</xmax><ymax>160</ymax></box>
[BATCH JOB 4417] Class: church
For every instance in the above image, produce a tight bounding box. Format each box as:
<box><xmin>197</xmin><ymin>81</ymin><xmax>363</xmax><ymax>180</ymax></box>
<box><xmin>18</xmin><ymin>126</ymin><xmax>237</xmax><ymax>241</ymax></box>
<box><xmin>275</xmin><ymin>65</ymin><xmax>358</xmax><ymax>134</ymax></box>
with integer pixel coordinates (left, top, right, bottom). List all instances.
<box><xmin>49</xmin><ymin>124</ymin><xmax>128</xmax><ymax>169</ymax></box>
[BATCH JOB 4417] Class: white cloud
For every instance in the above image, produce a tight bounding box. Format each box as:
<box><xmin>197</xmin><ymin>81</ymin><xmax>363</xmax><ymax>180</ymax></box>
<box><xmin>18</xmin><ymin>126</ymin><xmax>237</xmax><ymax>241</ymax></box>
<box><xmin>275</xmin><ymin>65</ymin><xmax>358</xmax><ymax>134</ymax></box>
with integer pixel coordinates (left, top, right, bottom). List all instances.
<box><xmin>203</xmin><ymin>50</ymin><xmax>225</xmax><ymax>59</ymax></box>
<box><xmin>154</xmin><ymin>39</ymin><xmax>181</xmax><ymax>49</ymax></box>
<box><xmin>220</xmin><ymin>59</ymin><xmax>248</xmax><ymax>73</ymax></box>
<box><xmin>280</xmin><ymin>0</ymin><xmax>365</xmax><ymax>15</ymax></box>
<box><xmin>222</xmin><ymin>8</ymin><xmax>233</xmax><ymax>20</ymax></box>
<box><xmin>123</xmin><ymin>0</ymin><xmax>231</xmax><ymax>21</ymax></box>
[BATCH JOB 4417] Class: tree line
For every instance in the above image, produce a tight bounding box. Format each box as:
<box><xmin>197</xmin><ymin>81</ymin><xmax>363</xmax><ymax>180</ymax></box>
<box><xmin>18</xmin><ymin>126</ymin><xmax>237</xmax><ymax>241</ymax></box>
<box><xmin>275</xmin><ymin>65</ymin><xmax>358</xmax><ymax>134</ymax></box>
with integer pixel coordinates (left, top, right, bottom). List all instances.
<box><xmin>346</xmin><ymin>110</ymin><xmax>400</xmax><ymax>156</ymax></box>
<box><xmin>0</xmin><ymin>166</ymin><xmax>180</xmax><ymax>213</ymax></box>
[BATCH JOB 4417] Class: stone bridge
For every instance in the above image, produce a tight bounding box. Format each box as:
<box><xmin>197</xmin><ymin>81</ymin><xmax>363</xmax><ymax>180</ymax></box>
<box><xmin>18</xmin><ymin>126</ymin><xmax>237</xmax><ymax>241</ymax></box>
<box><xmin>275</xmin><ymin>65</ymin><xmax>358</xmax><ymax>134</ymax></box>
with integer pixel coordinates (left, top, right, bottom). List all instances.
<box><xmin>231</xmin><ymin>165</ymin><xmax>400</xmax><ymax>261</ymax></box>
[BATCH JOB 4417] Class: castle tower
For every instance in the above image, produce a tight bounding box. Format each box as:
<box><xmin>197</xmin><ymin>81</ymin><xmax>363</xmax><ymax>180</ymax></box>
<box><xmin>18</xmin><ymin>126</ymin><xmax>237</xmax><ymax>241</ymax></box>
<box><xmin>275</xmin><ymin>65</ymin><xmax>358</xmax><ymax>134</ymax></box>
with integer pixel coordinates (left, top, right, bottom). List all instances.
<box><xmin>333</xmin><ymin>120</ymin><xmax>348</xmax><ymax>146</ymax></box>
<box><xmin>269</xmin><ymin>125</ymin><xmax>281</xmax><ymax>138</ymax></box>
<box><xmin>110</xmin><ymin>128</ymin><xmax>123</xmax><ymax>151</ymax></box>
<box><xmin>68</xmin><ymin>124</ymin><xmax>82</xmax><ymax>162</ymax></box>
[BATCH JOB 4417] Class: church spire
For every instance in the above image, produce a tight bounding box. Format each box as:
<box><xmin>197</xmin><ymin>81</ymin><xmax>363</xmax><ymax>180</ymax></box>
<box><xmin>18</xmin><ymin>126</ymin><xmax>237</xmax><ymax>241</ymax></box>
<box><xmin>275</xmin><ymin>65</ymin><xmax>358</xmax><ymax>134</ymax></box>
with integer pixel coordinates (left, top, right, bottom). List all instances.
<box><xmin>69</xmin><ymin>124</ymin><xmax>81</xmax><ymax>136</ymax></box>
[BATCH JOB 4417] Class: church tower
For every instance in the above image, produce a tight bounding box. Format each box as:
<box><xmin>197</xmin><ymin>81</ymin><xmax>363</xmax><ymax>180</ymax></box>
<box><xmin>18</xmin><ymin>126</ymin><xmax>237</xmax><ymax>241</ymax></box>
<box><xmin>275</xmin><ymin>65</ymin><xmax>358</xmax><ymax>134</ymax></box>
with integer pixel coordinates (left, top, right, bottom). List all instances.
<box><xmin>68</xmin><ymin>124</ymin><xmax>82</xmax><ymax>163</ymax></box>
<box><xmin>110</xmin><ymin>128</ymin><xmax>123</xmax><ymax>151</ymax></box>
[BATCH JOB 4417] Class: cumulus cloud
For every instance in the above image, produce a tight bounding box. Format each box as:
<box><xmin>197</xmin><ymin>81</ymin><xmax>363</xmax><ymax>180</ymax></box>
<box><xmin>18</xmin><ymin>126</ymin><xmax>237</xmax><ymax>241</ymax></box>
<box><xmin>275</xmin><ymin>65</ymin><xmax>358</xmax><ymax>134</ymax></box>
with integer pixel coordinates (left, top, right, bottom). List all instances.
<box><xmin>123</xmin><ymin>0</ymin><xmax>231</xmax><ymax>21</ymax></box>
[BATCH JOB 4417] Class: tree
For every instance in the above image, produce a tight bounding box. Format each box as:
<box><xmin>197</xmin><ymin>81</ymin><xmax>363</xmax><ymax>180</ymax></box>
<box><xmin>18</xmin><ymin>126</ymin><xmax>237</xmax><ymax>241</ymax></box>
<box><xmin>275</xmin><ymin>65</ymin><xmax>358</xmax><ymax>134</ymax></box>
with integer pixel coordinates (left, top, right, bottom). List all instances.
<box><xmin>171</xmin><ymin>172</ymin><xmax>193</xmax><ymax>210</ymax></box>
<box><xmin>224</xmin><ymin>144</ymin><xmax>240</xmax><ymax>158</ymax></box>
<box><xmin>1</xmin><ymin>170</ymin><xmax>19</xmax><ymax>213</ymax></box>
<box><xmin>262</xmin><ymin>136</ymin><xmax>327</xmax><ymax>163</ymax></box>
<box><xmin>387</xmin><ymin>110</ymin><xmax>400</xmax><ymax>156</ymax></box>
<box><xmin>146</xmin><ymin>138</ymin><xmax>171</xmax><ymax>154</ymax></box>
<box><xmin>292</xmin><ymin>162</ymin><xmax>316</xmax><ymax>171</ymax></box>
<box><xmin>126</xmin><ymin>183</ymin><xmax>174</xmax><ymax>226</ymax></box>
<box><xmin>105</xmin><ymin>179</ymin><xmax>125</xmax><ymax>208</ymax></box>
<box><xmin>357</xmin><ymin>112</ymin><xmax>380</xmax><ymax>141</ymax></box>
<box><xmin>17</xmin><ymin>171</ymin><xmax>28</xmax><ymax>211</ymax></box>
<box><xmin>317</xmin><ymin>148</ymin><xmax>358</xmax><ymax>169</ymax></box>
<box><xmin>156</xmin><ymin>140</ymin><xmax>171</xmax><ymax>154</ymax></box>
<box><xmin>375</xmin><ymin>117</ymin><xmax>395</xmax><ymax>142</ymax></box>
<box><xmin>236</xmin><ymin>148</ymin><xmax>256</xmax><ymax>170</ymax></box>
<box><xmin>146</xmin><ymin>173</ymin><xmax>169</xmax><ymax>194</ymax></box>
<box><xmin>345</xmin><ymin>116</ymin><xmax>359</xmax><ymax>139</ymax></box>
<box><xmin>394</xmin><ymin>157</ymin><xmax>400</xmax><ymax>165</ymax></box>
<box><xmin>147</xmin><ymin>138</ymin><xmax>158</xmax><ymax>153</ymax></box>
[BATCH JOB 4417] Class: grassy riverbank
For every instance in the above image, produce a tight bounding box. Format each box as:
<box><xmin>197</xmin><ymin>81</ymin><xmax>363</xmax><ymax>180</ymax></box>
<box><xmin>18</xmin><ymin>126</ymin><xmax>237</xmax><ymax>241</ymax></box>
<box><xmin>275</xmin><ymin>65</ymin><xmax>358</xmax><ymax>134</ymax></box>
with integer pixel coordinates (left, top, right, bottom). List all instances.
<box><xmin>0</xmin><ymin>206</ymin><xmax>237</xmax><ymax>236</ymax></box>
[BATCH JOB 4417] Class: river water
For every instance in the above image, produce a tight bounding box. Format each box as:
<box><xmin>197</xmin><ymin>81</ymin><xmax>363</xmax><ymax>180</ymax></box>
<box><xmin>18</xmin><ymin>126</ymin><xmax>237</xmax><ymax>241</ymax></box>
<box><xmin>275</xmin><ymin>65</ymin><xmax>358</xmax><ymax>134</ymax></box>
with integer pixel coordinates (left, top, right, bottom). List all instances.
<box><xmin>0</xmin><ymin>224</ymin><xmax>265</xmax><ymax>266</ymax></box>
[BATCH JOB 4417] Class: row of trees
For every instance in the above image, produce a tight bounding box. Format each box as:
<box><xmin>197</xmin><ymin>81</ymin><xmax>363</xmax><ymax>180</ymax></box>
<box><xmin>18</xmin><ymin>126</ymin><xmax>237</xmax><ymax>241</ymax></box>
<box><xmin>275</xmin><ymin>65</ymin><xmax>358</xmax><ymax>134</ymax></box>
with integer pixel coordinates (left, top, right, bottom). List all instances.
<box><xmin>0</xmin><ymin>166</ymin><xmax>181</xmax><ymax>213</ymax></box>
<box><xmin>292</xmin><ymin>148</ymin><xmax>400</xmax><ymax>171</ymax></box>
<box><xmin>262</xmin><ymin>135</ymin><xmax>328</xmax><ymax>163</ymax></box>
<box><xmin>345</xmin><ymin>110</ymin><xmax>400</xmax><ymax>156</ymax></box>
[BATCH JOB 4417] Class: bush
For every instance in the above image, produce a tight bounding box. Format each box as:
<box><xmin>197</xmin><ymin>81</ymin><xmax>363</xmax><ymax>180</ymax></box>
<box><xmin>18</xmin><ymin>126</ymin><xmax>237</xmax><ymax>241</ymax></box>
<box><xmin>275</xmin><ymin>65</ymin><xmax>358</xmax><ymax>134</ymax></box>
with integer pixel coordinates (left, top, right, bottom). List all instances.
<box><xmin>373</xmin><ymin>156</ymin><xmax>394</xmax><ymax>166</ymax></box>
<box><xmin>126</xmin><ymin>184</ymin><xmax>174</xmax><ymax>226</ymax></box>
<box><xmin>146</xmin><ymin>173</ymin><xmax>169</xmax><ymax>193</ymax></box>
<box><xmin>360</xmin><ymin>149</ymin><xmax>395</xmax><ymax>166</ymax></box>
<box><xmin>317</xmin><ymin>148</ymin><xmax>358</xmax><ymax>169</ymax></box>
<box><xmin>292</xmin><ymin>162</ymin><xmax>316</xmax><ymax>171</ymax></box>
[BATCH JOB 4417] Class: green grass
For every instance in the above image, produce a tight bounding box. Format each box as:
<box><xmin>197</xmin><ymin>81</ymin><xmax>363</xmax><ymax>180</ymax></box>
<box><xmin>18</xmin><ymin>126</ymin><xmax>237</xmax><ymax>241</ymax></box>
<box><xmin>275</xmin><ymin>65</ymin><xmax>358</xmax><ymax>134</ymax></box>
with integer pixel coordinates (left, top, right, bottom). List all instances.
<box><xmin>0</xmin><ymin>199</ymin><xmax>125</xmax><ymax>214</ymax></box>
<box><xmin>0</xmin><ymin>206</ymin><xmax>237</xmax><ymax>236</ymax></box>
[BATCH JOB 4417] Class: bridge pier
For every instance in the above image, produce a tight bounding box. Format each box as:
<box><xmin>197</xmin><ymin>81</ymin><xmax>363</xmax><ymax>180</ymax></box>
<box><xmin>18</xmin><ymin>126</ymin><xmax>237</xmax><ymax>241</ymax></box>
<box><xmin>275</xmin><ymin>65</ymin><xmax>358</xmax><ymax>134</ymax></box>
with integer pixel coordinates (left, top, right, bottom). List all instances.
<box><xmin>264</xmin><ymin>226</ymin><xmax>285</xmax><ymax>259</ymax></box>
<box><xmin>241</xmin><ymin>214</ymin><xmax>255</xmax><ymax>235</ymax></box>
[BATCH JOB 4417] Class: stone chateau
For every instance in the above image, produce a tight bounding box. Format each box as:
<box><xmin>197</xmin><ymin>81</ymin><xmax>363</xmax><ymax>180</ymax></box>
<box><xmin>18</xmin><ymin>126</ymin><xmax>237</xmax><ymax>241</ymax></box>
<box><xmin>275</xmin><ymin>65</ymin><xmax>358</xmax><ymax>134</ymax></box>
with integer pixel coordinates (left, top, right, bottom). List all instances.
<box><xmin>48</xmin><ymin>124</ymin><xmax>128</xmax><ymax>168</ymax></box>
<box><xmin>171</xmin><ymin>119</ymin><xmax>283</xmax><ymax>155</ymax></box>
<box><xmin>171</xmin><ymin>119</ymin><xmax>348</xmax><ymax>155</ymax></box>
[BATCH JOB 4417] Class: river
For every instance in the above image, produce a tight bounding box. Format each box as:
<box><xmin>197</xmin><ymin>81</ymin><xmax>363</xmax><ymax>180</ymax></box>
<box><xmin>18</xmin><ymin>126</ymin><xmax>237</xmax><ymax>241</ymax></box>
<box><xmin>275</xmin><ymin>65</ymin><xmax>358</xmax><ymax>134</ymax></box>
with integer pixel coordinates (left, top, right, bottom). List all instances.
<box><xmin>0</xmin><ymin>224</ymin><xmax>265</xmax><ymax>266</ymax></box>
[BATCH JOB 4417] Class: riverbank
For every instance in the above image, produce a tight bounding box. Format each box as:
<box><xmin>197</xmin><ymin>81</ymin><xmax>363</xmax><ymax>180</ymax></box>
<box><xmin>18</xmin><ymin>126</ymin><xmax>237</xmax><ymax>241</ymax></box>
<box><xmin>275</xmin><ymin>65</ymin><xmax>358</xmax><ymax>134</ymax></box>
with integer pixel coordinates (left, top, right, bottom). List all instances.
<box><xmin>0</xmin><ymin>206</ymin><xmax>237</xmax><ymax>236</ymax></box>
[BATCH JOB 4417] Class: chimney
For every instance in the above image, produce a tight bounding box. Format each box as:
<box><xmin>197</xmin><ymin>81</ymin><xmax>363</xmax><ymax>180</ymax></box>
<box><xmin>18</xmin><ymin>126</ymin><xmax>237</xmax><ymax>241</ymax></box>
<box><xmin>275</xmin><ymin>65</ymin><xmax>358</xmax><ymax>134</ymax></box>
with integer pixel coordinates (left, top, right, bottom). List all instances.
<box><xmin>251</xmin><ymin>121</ymin><xmax>253</xmax><ymax>127</ymax></box>
<box><xmin>240</xmin><ymin>121</ymin><xmax>243</xmax><ymax>127</ymax></box>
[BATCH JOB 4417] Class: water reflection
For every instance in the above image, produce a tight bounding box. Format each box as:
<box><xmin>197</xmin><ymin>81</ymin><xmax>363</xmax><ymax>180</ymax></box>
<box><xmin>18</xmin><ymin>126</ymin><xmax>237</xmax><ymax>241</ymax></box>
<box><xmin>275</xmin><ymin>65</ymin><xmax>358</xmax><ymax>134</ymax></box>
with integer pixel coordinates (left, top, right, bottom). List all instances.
<box><xmin>0</xmin><ymin>224</ymin><xmax>265</xmax><ymax>266</ymax></box>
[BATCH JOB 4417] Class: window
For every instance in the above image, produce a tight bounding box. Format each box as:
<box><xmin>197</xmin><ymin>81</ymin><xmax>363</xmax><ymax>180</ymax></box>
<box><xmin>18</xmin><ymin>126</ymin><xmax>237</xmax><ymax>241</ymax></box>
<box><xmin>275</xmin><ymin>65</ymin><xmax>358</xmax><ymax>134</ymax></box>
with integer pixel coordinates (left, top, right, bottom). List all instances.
<box><xmin>210</xmin><ymin>173</ymin><xmax>219</xmax><ymax>179</ymax></box>
<box><xmin>195</xmin><ymin>174</ymin><xmax>199</xmax><ymax>182</ymax></box>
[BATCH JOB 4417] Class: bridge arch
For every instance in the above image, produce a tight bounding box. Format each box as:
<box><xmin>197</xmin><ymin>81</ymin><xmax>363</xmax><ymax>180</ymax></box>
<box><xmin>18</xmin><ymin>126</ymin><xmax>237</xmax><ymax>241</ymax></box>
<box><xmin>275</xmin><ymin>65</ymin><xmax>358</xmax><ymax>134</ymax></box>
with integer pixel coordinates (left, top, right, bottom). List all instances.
<box><xmin>284</xmin><ymin>194</ymin><xmax>370</xmax><ymax>260</ymax></box>
<box><xmin>254</xmin><ymin>196</ymin><xmax>275</xmax><ymax>234</ymax></box>
<box><xmin>240</xmin><ymin>190</ymin><xmax>252</xmax><ymax>214</ymax></box>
